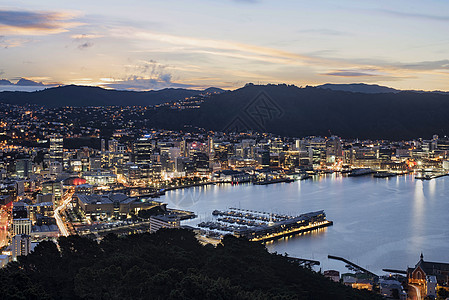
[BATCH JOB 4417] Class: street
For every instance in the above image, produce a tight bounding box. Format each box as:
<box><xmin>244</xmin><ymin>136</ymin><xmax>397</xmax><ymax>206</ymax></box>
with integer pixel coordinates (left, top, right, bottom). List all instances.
<box><xmin>54</xmin><ymin>190</ymin><xmax>74</xmax><ymax>237</ymax></box>
<box><xmin>0</xmin><ymin>207</ymin><xmax>10</xmax><ymax>248</ymax></box>
<box><xmin>408</xmin><ymin>284</ymin><xmax>421</xmax><ymax>300</ymax></box>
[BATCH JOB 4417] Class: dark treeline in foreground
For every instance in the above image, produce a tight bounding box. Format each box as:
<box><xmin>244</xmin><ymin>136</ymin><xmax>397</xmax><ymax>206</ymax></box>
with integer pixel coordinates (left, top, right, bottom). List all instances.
<box><xmin>0</xmin><ymin>229</ymin><xmax>382</xmax><ymax>300</ymax></box>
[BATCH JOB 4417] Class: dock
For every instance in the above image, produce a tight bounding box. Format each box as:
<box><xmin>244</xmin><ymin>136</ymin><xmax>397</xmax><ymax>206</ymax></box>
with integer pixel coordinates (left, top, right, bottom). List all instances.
<box><xmin>328</xmin><ymin>255</ymin><xmax>377</xmax><ymax>277</ymax></box>
<box><xmin>287</xmin><ymin>256</ymin><xmax>321</xmax><ymax>269</ymax></box>
<box><xmin>253</xmin><ymin>178</ymin><xmax>294</xmax><ymax>185</ymax></box>
<box><xmin>382</xmin><ymin>268</ymin><xmax>407</xmax><ymax>275</ymax></box>
<box><xmin>415</xmin><ymin>172</ymin><xmax>448</xmax><ymax>180</ymax></box>
<box><xmin>199</xmin><ymin>208</ymin><xmax>333</xmax><ymax>242</ymax></box>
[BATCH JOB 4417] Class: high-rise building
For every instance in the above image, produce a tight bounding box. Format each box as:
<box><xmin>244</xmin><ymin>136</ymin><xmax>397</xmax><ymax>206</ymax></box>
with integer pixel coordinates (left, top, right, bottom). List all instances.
<box><xmin>133</xmin><ymin>138</ymin><xmax>153</xmax><ymax>164</ymax></box>
<box><xmin>15</xmin><ymin>158</ymin><xmax>32</xmax><ymax>179</ymax></box>
<box><xmin>49</xmin><ymin>134</ymin><xmax>64</xmax><ymax>164</ymax></box>
<box><xmin>12</xmin><ymin>234</ymin><xmax>31</xmax><ymax>261</ymax></box>
<box><xmin>109</xmin><ymin>139</ymin><xmax>118</xmax><ymax>153</ymax></box>
<box><xmin>101</xmin><ymin>139</ymin><xmax>106</xmax><ymax>152</ymax></box>
<box><xmin>12</xmin><ymin>201</ymin><xmax>28</xmax><ymax>219</ymax></box>
<box><xmin>12</xmin><ymin>218</ymin><xmax>31</xmax><ymax>235</ymax></box>
<box><xmin>42</xmin><ymin>180</ymin><xmax>63</xmax><ymax>203</ymax></box>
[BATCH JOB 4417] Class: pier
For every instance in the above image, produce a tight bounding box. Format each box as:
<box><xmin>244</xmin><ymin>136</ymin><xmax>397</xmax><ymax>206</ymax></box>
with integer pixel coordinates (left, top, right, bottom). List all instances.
<box><xmin>287</xmin><ymin>256</ymin><xmax>321</xmax><ymax>269</ymax></box>
<box><xmin>328</xmin><ymin>255</ymin><xmax>377</xmax><ymax>278</ymax></box>
<box><xmin>253</xmin><ymin>178</ymin><xmax>294</xmax><ymax>185</ymax></box>
<box><xmin>199</xmin><ymin>208</ymin><xmax>333</xmax><ymax>242</ymax></box>
<box><xmin>415</xmin><ymin>172</ymin><xmax>448</xmax><ymax>180</ymax></box>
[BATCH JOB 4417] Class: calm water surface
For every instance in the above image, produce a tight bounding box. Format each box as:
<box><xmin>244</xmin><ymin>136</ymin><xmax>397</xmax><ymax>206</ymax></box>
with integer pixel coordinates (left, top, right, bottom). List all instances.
<box><xmin>160</xmin><ymin>174</ymin><xmax>449</xmax><ymax>274</ymax></box>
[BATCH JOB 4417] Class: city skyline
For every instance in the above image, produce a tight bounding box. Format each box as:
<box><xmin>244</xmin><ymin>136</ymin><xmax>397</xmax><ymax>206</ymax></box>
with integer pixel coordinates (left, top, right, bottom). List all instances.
<box><xmin>1</xmin><ymin>0</ymin><xmax>449</xmax><ymax>91</ymax></box>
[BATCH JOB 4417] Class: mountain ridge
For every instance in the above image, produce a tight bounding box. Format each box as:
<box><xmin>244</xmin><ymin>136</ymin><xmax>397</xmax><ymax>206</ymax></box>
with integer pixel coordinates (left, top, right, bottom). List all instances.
<box><xmin>0</xmin><ymin>85</ymin><xmax>226</xmax><ymax>107</ymax></box>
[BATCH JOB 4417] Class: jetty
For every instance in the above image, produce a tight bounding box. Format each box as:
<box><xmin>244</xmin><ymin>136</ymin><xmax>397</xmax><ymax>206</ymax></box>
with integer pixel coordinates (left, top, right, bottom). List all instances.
<box><xmin>328</xmin><ymin>255</ymin><xmax>377</xmax><ymax>278</ymax></box>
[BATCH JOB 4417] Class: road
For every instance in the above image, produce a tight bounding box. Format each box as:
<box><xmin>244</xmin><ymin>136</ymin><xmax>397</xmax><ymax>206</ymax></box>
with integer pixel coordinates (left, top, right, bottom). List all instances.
<box><xmin>408</xmin><ymin>284</ymin><xmax>421</xmax><ymax>300</ymax></box>
<box><xmin>0</xmin><ymin>207</ymin><xmax>10</xmax><ymax>248</ymax></box>
<box><xmin>54</xmin><ymin>190</ymin><xmax>74</xmax><ymax>237</ymax></box>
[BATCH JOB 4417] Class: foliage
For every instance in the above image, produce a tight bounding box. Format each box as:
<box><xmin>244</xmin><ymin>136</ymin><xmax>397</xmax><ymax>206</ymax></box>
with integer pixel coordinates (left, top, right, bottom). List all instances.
<box><xmin>0</xmin><ymin>229</ymin><xmax>383</xmax><ymax>299</ymax></box>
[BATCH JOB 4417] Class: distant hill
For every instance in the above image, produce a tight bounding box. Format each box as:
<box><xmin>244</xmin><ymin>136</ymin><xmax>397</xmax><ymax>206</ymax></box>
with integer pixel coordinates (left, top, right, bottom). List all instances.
<box><xmin>3</xmin><ymin>83</ymin><xmax>449</xmax><ymax>139</ymax></box>
<box><xmin>0</xmin><ymin>79</ymin><xmax>13</xmax><ymax>85</ymax></box>
<box><xmin>0</xmin><ymin>85</ymin><xmax>220</xmax><ymax>107</ymax></box>
<box><xmin>203</xmin><ymin>87</ymin><xmax>228</xmax><ymax>94</ymax></box>
<box><xmin>141</xmin><ymin>84</ymin><xmax>449</xmax><ymax>140</ymax></box>
<box><xmin>15</xmin><ymin>78</ymin><xmax>45</xmax><ymax>86</ymax></box>
<box><xmin>316</xmin><ymin>83</ymin><xmax>399</xmax><ymax>94</ymax></box>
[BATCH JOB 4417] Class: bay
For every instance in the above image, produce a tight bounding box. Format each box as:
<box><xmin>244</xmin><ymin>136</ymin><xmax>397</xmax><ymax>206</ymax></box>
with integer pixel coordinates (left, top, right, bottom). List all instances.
<box><xmin>160</xmin><ymin>174</ymin><xmax>449</xmax><ymax>275</ymax></box>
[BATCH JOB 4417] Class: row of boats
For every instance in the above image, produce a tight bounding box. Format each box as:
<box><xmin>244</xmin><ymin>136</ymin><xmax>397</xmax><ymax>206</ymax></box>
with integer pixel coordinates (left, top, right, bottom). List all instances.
<box><xmin>212</xmin><ymin>209</ymin><xmax>291</xmax><ymax>222</ymax></box>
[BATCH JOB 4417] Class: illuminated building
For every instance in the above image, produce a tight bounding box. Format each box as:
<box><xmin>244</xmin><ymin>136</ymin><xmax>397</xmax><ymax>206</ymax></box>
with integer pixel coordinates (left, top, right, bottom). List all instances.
<box><xmin>74</xmin><ymin>193</ymin><xmax>163</xmax><ymax>219</ymax></box>
<box><xmin>49</xmin><ymin>134</ymin><xmax>63</xmax><ymax>164</ymax></box>
<box><xmin>408</xmin><ymin>253</ymin><xmax>449</xmax><ymax>297</ymax></box>
<box><xmin>149</xmin><ymin>215</ymin><xmax>180</xmax><ymax>233</ymax></box>
<box><xmin>82</xmin><ymin>170</ymin><xmax>117</xmax><ymax>186</ymax></box>
<box><xmin>12</xmin><ymin>218</ymin><xmax>31</xmax><ymax>235</ymax></box>
<box><xmin>15</xmin><ymin>158</ymin><xmax>32</xmax><ymax>179</ymax></box>
<box><xmin>42</xmin><ymin>180</ymin><xmax>63</xmax><ymax>203</ymax></box>
<box><xmin>133</xmin><ymin>138</ymin><xmax>153</xmax><ymax>164</ymax></box>
<box><xmin>11</xmin><ymin>234</ymin><xmax>31</xmax><ymax>261</ymax></box>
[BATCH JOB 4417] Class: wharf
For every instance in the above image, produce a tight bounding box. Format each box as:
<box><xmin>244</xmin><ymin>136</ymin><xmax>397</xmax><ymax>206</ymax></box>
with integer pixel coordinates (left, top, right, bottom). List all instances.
<box><xmin>198</xmin><ymin>208</ymin><xmax>333</xmax><ymax>243</ymax></box>
<box><xmin>415</xmin><ymin>172</ymin><xmax>448</xmax><ymax>180</ymax></box>
<box><xmin>253</xmin><ymin>178</ymin><xmax>294</xmax><ymax>185</ymax></box>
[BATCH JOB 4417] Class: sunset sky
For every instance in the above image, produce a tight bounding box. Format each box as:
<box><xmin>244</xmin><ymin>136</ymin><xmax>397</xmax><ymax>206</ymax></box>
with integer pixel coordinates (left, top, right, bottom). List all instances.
<box><xmin>1</xmin><ymin>0</ymin><xmax>448</xmax><ymax>91</ymax></box>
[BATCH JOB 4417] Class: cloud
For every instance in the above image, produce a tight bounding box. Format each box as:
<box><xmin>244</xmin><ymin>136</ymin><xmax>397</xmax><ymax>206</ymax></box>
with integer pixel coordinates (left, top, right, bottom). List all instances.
<box><xmin>394</xmin><ymin>60</ymin><xmax>449</xmax><ymax>71</ymax></box>
<box><xmin>323</xmin><ymin>70</ymin><xmax>379</xmax><ymax>77</ymax></box>
<box><xmin>102</xmin><ymin>60</ymin><xmax>195</xmax><ymax>90</ymax></box>
<box><xmin>111</xmin><ymin>28</ymin><xmax>330</xmax><ymax>68</ymax></box>
<box><xmin>71</xmin><ymin>33</ymin><xmax>103</xmax><ymax>39</ymax></box>
<box><xmin>102</xmin><ymin>77</ymin><xmax>197</xmax><ymax>91</ymax></box>
<box><xmin>78</xmin><ymin>41</ymin><xmax>93</xmax><ymax>49</ymax></box>
<box><xmin>0</xmin><ymin>9</ymin><xmax>82</xmax><ymax>35</ymax></box>
<box><xmin>127</xmin><ymin>60</ymin><xmax>173</xmax><ymax>82</ymax></box>
<box><xmin>379</xmin><ymin>9</ymin><xmax>449</xmax><ymax>22</ymax></box>
<box><xmin>0</xmin><ymin>35</ymin><xmax>29</xmax><ymax>48</ymax></box>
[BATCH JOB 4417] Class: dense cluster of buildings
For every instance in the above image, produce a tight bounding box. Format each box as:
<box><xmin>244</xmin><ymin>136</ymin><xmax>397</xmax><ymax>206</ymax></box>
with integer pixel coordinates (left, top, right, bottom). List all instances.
<box><xmin>1</xmin><ymin>102</ymin><xmax>449</xmax><ymax>298</ymax></box>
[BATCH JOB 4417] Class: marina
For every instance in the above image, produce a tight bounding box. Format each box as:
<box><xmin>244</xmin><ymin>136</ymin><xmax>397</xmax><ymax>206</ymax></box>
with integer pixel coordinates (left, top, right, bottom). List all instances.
<box><xmin>198</xmin><ymin>208</ymin><xmax>333</xmax><ymax>242</ymax></box>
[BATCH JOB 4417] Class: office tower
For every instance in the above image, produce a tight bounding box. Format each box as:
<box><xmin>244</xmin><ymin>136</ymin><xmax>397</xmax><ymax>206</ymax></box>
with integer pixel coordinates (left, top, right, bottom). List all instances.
<box><xmin>49</xmin><ymin>134</ymin><xmax>64</xmax><ymax>163</ymax></box>
<box><xmin>101</xmin><ymin>139</ymin><xmax>106</xmax><ymax>152</ymax></box>
<box><xmin>133</xmin><ymin>138</ymin><xmax>153</xmax><ymax>164</ymax></box>
<box><xmin>15</xmin><ymin>158</ymin><xmax>32</xmax><ymax>179</ymax></box>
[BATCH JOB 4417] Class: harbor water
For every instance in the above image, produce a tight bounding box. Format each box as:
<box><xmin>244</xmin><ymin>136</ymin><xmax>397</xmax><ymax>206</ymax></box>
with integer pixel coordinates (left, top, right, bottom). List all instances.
<box><xmin>160</xmin><ymin>174</ymin><xmax>449</xmax><ymax>275</ymax></box>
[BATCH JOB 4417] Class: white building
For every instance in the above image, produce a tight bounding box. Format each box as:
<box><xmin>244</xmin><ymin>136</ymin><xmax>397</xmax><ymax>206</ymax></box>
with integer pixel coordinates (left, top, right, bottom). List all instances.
<box><xmin>13</xmin><ymin>218</ymin><xmax>32</xmax><ymax>235</ymax></box>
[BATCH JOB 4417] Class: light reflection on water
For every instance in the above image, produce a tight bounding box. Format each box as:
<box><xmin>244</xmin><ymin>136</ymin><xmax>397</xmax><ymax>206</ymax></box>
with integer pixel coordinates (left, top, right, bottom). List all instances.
<box><xmin>160</xmin><ymin>174</ymin><xmax>449</xmax><ymax>274</ymax></box>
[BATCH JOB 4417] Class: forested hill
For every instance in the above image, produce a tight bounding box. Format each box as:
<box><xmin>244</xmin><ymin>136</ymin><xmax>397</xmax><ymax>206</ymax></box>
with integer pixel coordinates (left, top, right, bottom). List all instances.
<box><xmin>142</xmin><ymin>84</ymin><xmax>449</xmax><ymax>140</ymax></box>
<box><xmin>0</xmin><ymin>85</ymin><xmax>223</xmax><ymax>107</ymax></box>
<box><xmin>0</xmin><ymin>229</ymin><xmax>382</xmax><ymax>299</ymax></box>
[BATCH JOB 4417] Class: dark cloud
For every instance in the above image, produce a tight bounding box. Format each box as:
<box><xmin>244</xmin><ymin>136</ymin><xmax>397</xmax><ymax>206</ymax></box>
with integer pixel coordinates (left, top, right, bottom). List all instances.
<box><xmin>0</xmin><ymin>9</ymin><xmax>79</xmax><ymax>34</ymax></box>
<box><xmin>323</xmin><ymin>71</ymin><xmax>378</xmax><ymax>77</ymax></box>
<box><xmin>78</xmin><ymin>41</ymin><xmax>93</xmax><ymax>49</ymax></box>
